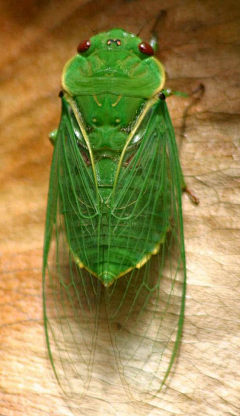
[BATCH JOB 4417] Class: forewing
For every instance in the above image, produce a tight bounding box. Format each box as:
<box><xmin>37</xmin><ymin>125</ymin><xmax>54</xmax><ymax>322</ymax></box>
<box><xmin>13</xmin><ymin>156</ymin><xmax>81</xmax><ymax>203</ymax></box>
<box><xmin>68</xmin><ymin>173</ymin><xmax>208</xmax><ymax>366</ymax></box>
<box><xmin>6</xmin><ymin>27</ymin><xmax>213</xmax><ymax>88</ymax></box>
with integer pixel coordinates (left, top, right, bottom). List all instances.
<box><xmin>105</xmin><ymin>100</ymin><xmax>186</xmax><ymax>400</ymax></box>
<box><xmin>43</xmin><ymin>99</ymin><xmax>102</xmax><ymax>405</ymax></box>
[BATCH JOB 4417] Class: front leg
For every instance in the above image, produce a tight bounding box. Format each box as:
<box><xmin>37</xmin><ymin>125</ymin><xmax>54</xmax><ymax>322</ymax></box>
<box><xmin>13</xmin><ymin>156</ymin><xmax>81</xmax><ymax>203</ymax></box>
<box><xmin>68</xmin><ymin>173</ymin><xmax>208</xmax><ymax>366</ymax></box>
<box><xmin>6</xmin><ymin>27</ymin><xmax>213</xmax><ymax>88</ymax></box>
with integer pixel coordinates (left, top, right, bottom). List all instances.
<box><xmin>49</xmin><ymin>129</ymin><xmax>58</xmax><ymax>146</ymax></box>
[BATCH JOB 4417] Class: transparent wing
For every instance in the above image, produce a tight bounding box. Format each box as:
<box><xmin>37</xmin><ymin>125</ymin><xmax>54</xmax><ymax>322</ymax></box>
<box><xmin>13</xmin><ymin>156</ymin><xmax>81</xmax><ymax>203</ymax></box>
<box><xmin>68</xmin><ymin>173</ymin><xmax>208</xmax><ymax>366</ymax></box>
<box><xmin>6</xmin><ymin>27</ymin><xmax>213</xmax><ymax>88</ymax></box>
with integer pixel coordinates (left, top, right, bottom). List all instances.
<box><xmin>105</xmin><ymin>100</ymin><xmax>186</xmax><ymax>401</ymax></box>
<box><xmin>42</xmin><ymin>99</ymin><xmax>102</xmax><ymax>406</ymax></box>
<box><xmin>43</xmin><ymin>97</ymin><xmax>185</xmax><ymax>406</ymax></box>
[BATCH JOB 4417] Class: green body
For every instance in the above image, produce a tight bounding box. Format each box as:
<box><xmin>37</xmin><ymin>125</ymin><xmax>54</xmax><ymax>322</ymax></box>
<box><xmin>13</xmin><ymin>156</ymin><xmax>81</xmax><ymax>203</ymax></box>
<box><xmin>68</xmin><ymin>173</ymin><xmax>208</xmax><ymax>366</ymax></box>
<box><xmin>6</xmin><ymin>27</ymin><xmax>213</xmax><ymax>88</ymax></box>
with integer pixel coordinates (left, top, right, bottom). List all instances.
<box><xmin>48</xmin><ymin>29</ymin><xmax>167</xmax><ymax>286</ymax></box>
<box><xmin>43</xmin><ymin>28</ymin><xmax>186</xmax><ymax>401</ymax></box>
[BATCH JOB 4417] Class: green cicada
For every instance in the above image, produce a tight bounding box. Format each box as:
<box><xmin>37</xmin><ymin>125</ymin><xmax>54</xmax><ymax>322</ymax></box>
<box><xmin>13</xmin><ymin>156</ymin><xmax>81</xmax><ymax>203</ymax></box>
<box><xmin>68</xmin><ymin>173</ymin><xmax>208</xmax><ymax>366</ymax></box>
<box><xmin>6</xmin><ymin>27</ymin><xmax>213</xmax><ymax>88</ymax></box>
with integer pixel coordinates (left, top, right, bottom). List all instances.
<box><xmin>43</xmin><ymin>28</ymin><xmax>187</xmax><ymax>404</ymax></box>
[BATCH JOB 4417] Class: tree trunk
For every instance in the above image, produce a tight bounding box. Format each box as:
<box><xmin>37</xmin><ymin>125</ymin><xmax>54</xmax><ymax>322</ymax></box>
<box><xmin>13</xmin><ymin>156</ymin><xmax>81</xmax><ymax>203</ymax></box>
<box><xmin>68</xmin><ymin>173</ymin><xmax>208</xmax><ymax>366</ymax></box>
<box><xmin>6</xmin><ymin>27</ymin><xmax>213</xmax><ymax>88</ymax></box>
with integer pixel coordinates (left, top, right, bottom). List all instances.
<box><xmin>1</xmin><ymin>1</ymin><xmax>239</xmax><ymax>415</ymax></box>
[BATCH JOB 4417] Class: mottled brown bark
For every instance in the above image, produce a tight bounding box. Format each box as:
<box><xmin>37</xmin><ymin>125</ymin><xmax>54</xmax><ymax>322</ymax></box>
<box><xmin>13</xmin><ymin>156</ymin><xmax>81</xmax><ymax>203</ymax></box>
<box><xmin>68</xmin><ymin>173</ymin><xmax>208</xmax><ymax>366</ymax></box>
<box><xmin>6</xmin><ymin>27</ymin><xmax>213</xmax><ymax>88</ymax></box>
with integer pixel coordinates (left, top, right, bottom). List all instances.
<box><xmin>1</xmin><ymin>1</ymin><xmax>240</xmax><ymax>415</ymax></box>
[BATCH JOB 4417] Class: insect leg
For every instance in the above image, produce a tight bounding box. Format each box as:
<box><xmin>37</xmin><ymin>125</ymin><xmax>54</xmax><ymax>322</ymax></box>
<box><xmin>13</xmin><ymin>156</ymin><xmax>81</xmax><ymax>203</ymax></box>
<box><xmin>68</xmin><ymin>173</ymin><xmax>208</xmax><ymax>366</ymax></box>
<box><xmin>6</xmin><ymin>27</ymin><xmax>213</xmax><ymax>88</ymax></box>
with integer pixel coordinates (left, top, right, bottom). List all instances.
<box><xmin>149</xmin><ymin>10</ymin><xmax>167</xmax><ymax>53</ymax></box>
<box><xmin>49</xmin><ymin>129</ymin><xmax>58</xmax><ymax>146</ymax></box>
<box><xmin>182</xmin><ymin>186</ymin><xmax>199</xmax><ymax>205</ymax></box>
<box><xmin>160</xmin><ymin>89</ymin><xmax>188</xmax><ymax>99</ymax></box>
<box><xmin>180</xmin><ymin>83</ymin><xmax>205</xmax><ymax>139</ymax></box>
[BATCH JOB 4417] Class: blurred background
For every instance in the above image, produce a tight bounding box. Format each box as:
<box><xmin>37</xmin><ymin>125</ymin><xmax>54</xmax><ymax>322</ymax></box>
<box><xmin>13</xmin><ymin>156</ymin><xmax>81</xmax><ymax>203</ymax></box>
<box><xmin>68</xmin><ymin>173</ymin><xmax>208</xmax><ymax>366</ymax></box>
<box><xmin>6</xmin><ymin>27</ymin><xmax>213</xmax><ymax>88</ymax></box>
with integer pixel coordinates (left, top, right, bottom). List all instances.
<box><xmin>0</xmin><ymin>1</ymin><xmax>240</xmax><ymax>415</ymax></box>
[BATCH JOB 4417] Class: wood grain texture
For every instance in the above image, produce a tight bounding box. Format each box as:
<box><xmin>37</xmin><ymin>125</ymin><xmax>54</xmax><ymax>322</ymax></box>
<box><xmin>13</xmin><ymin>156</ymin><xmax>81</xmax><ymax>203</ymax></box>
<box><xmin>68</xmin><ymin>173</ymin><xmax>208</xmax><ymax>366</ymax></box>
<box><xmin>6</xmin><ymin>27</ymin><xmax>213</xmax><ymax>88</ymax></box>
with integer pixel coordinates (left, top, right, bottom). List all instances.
<box><xmin>0</xmin><ymin>0</ymin><xmax>240</xmax><ymax>415</ymax></box>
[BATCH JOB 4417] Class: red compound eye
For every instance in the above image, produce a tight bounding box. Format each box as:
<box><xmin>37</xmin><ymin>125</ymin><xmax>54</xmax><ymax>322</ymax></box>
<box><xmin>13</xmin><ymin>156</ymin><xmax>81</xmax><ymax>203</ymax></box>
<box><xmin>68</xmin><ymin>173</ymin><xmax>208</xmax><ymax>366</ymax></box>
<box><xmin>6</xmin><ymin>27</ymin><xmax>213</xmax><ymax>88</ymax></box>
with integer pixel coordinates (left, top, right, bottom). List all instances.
<box><xmin>138</xmin><ymin>41</ymin><xmax>154</xmax><ymax>56</ymax></box>
<box><xmin>77</xmin><ymin>39</ymin><xmax>91</xmax><ymax>53</ymax></box>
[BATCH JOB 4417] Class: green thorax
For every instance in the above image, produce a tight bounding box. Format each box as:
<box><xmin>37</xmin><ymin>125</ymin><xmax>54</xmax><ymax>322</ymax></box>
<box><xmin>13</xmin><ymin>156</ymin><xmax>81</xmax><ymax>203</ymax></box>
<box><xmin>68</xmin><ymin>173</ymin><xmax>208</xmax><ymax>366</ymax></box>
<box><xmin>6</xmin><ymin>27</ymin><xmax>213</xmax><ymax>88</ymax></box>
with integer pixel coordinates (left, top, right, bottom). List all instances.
<box><xmin>75</xmin><ymin>94</ymin><xmax>145</xmax><ymax>153</ymax></box>
<box><xmin>62</xmin><ymin>28</ymin><xmax>165</xmax><ymax>98</ymax></box>
<box><xmin>74</xmin><ymin>94</ymin><xmax>145</xmax><ymax>194</ymax></box>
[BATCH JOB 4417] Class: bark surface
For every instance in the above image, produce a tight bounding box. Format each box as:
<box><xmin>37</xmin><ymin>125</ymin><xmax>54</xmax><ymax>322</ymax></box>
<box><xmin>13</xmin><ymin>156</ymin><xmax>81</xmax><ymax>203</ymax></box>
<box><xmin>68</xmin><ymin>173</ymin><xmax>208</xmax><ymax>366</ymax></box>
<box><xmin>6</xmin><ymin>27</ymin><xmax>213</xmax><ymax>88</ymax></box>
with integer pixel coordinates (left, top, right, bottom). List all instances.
<box><xmin>0</xmin><ymin>1</ymin><xmax>239</xmax><ymax>415</ymax></box>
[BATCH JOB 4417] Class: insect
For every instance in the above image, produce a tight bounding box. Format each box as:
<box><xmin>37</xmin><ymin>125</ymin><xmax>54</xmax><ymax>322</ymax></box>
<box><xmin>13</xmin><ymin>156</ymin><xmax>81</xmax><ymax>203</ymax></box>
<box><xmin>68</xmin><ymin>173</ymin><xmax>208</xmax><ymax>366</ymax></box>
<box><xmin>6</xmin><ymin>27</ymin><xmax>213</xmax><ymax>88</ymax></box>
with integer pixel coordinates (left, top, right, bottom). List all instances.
<box><xmin>43</xmin><ymin>27</ymin><xmax>190</xmax><ymax>405</ymax></box>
